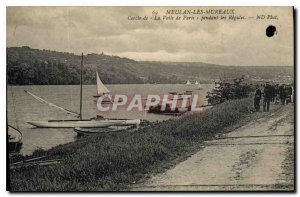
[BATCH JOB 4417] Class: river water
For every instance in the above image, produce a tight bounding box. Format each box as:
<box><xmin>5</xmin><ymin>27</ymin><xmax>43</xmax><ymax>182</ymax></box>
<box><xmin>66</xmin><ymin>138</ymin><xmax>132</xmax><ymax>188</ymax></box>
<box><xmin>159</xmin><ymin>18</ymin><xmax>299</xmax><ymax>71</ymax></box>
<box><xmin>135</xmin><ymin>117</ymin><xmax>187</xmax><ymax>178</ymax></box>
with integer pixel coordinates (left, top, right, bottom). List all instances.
<box><xmin>7</xmin><ymin>84</ymin><xmax>214</xmax><ymax>155</ymax></box>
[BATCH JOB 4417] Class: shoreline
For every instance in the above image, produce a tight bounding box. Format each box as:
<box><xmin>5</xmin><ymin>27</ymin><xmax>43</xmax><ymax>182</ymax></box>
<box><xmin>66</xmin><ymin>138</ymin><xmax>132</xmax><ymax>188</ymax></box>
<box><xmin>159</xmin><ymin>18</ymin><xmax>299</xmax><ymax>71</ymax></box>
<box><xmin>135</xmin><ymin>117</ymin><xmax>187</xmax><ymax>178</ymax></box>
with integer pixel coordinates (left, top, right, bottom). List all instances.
<box><xmin>9</xmin><ymin>97</ymin><xmax>283</xmax><ymax>191</ymax></box>
<box><xmin>8</xmin><ymin>83</ymin><xmax>213</xmax><ymax>156</ymax></box>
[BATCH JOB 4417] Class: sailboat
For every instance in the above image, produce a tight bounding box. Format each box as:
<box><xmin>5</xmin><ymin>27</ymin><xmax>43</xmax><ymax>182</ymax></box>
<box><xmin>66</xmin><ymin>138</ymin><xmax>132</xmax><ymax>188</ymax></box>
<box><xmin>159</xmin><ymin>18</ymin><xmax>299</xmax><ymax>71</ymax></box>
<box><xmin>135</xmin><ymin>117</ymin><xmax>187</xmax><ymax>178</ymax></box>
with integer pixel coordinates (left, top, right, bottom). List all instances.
<box><xmin>26</xmin><ymin>53</ymin><xmax>140</xmax><ymax>128</ymax></box>
<box><xmin>27</xmin><ymin>118</ymin><xmax>140</xmax><ymax>128</ymax></box>
<box><xmin>195</xmin><ymin>81</ymin><xmax>199</xmax><ymax>85</ymax></box>
<box><xmin>93</xmin><ymin>71</ymin><xmax>117</xmax><ymax>103</ymax></box>
<box><xmin>93</xmin><ymin>71</ymin><xmax>124</xmax><ymax>103</ymax></box>
<box><xmin>93</xmin><ymin>71</ymin><xmax>110</xmax><ymax>97</ymax></box>
<box><xmin>186</xmin><ymin>80</ymin><xmax>191</xmax><ymax>85</ymax></box>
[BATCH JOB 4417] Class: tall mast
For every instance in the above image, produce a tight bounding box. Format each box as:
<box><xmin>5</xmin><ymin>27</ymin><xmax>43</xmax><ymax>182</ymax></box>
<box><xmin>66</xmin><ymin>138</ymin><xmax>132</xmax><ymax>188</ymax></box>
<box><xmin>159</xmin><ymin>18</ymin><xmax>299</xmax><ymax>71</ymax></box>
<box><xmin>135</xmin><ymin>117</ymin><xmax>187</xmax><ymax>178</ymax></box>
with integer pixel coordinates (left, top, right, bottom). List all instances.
<box><xmin>79</xmin><ymin>53</ymin><xmax>83</xmax><ymax>120</ymax></box>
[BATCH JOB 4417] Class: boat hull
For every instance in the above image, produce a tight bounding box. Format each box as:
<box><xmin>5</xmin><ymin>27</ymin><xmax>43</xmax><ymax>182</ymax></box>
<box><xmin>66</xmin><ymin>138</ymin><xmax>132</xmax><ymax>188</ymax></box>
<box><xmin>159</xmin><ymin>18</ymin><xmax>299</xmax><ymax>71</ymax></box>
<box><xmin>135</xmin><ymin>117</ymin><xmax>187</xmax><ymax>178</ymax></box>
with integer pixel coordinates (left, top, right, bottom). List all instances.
<box><xmin>27</xmin><ymin>119</ymin><xmax>141</xmax><ymax>128</ymax></box>
<box><xmin>74</xmin><ymin>126</ymin><xmax>132</xmax><ymax>135</ymax></box>
<box><xmin>74</xmin><ymin>127</ymin><xmax>111</xmax><ymax>135</ymax></box>
<box><xmin>9</xmin><ymin>141</ymin><xmax>23</xmax><ymax>153</ymax></box>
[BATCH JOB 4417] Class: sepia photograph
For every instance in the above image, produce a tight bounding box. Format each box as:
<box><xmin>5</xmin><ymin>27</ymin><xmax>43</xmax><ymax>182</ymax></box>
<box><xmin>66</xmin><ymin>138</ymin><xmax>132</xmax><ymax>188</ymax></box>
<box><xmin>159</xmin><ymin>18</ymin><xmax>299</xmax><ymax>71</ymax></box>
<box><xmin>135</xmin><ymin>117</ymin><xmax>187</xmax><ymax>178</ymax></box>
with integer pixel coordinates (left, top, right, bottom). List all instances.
<box><xmin>6</xmin><ymin>6</ymin><xmax>294</xmax><ymax>191</ymax></box>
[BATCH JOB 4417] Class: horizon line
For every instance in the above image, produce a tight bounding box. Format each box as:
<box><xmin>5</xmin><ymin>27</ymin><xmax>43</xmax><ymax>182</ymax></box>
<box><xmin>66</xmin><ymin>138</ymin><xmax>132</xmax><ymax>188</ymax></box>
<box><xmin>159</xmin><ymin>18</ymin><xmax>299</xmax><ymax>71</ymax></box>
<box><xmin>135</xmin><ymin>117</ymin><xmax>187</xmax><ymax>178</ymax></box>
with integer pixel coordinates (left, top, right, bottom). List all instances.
<box><xmin>7</xmin><ymin>45</ymin><xmax>294</xmax><ymax>67</ymax></box>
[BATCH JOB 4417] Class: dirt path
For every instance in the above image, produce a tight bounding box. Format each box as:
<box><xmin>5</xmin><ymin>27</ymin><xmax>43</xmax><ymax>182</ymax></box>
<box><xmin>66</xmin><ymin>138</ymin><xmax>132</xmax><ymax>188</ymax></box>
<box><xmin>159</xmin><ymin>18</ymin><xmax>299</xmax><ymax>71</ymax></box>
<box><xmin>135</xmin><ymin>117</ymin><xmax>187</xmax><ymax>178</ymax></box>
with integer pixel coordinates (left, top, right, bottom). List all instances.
<box><xmin>132</xmin><ymin>104</ymin><xmax>294</xmax><ymax>191</ymax></box>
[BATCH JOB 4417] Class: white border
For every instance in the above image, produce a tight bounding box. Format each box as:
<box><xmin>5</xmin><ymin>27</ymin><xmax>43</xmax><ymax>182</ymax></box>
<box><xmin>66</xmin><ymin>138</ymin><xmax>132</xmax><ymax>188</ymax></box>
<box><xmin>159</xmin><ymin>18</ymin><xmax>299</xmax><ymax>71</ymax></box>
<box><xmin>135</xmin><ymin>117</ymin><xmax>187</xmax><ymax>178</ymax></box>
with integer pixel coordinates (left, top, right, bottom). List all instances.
<box><xmin>2</xmin><ymin>0</ymin><xmax>298</xmax><ymax>6</ymax></box>
<box><xmin>1</xmin><ymin>1</ymin><xmax>298</xmax><ymax>197</ymax></box>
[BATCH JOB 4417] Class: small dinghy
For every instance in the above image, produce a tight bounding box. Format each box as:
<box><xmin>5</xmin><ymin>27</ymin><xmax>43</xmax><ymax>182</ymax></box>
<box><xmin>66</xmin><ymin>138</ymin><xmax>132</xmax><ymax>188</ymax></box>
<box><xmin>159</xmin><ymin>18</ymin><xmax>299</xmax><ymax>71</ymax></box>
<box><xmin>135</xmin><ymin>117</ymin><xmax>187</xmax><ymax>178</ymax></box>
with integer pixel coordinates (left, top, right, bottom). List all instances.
<box><xmin>147</xmin><ymin>104</ymin><xmax>190</xmax><ymax>115</ymax></box>
<box><xmin>74</xmin><ymin>125</ymin><xmax>134</xmax><ymax>136</ymax></box>
<box><xmin>8</xmin><ymin>125</ymin><xmax>23</xmax><ymax>153</ymax></box>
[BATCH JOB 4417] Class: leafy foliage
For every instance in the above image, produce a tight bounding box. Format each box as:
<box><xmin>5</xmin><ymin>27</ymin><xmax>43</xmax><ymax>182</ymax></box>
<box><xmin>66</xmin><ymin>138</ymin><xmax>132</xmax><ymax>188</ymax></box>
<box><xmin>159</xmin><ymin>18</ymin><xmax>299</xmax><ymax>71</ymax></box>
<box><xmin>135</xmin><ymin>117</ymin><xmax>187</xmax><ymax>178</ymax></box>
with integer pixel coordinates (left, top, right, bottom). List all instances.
<box><xmin>206</xmin><ymin>76</ymin><xmax>253</xmax><ymax>105</ymax></box>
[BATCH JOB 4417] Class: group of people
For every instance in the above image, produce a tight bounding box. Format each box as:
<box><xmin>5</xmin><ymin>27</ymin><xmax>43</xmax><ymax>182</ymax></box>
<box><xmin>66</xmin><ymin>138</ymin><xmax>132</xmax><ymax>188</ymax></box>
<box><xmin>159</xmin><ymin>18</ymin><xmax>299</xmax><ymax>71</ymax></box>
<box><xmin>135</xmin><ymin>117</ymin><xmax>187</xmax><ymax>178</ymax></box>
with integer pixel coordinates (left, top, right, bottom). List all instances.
<box><xmin>254</xmin><ymin>82</ymin><xmax>294</xmax><ymax>112</ymax></box>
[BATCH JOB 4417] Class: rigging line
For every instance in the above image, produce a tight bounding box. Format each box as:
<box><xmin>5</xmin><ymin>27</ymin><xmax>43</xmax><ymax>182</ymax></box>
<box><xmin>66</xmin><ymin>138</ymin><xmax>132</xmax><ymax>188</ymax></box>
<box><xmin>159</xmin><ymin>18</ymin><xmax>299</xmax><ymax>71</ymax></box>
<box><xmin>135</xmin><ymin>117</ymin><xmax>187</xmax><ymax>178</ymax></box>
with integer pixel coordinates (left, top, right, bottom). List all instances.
<box><xmin>25</xmin><ymin>90</ymin><xmax>80</xmax><ymax>117</ymax></box>
<box><xmin>7</xmin><ymin>125</ymin><xmax>22</xmax><ymax>138</ymax></box>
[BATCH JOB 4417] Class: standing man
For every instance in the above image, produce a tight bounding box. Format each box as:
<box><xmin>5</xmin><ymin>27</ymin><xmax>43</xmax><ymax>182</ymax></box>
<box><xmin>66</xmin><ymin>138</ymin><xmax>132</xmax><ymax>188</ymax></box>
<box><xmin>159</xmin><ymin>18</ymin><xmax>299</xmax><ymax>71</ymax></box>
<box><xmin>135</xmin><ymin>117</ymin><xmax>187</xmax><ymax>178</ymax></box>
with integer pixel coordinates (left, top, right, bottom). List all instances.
<box><xmin>254</xmin><ymin>85</ymin><xmax>262</xmax><ymax>112</ymax></box>
<box><xmin>285</xmin><ymin>85</ymin><xmax>293</xmax><ymax>104</ymax></box>
<box><xmin>291</xmin><ymin>83</ymin><xmax>295</xmax><ymax>103</ymax></box>
<box><xmin>274</xmin><ymin>84</ymin><xmax>280</xmax><ymax>104</ymax></box>
<box><xmin>279</xmin><ymin>84</ymin><xmax>286</xmax><ymax>105</ymax></box>
<box><xmin>270</xmin><ymin>84</ymin><xmax>275</xmax><ymax>103</ymax></box>
<box><xmin>263</xmin><ymin>82</ymin><xmax>272</xmax><ymax>112</ymax></box>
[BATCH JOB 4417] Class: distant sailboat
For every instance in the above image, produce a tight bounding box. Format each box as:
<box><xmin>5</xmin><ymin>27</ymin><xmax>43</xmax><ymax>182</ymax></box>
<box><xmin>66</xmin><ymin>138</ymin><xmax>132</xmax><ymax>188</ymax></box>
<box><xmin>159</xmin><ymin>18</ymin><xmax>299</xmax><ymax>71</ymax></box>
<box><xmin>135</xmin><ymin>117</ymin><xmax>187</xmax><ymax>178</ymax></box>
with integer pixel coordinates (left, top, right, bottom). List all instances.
<box><xmin>195</xmin><ymin>81</ymin><xmax>199</xmax><ymax>85</ymax></box>
<box><xmin>96</xmin><ymin>71</ymin><xmax>110</xmax><ymax>96</ymax></box>
<box><xmin>26</xmin><ymin>53</ymin><xmax>140</xmax><ymax>128</ymax></box>
<box><xmin>186</xmin><ymin>80</ymin><xmax>191</xmax><ymax>85</ymax></box>
<box><xmin>94</xmin><ymin>71</ymin><xmax>120</xmax><ymax>103</ymax></box>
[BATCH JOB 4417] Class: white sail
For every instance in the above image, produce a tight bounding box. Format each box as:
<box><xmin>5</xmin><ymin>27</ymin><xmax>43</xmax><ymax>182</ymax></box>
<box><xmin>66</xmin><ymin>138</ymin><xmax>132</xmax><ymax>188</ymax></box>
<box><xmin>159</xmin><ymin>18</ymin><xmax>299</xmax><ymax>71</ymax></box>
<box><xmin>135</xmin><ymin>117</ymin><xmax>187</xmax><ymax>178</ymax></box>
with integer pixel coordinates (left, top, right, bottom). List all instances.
<box><xmin>195</xmin><ymin>81</ymin><xmax>199</xmax><ymax>85</ymax></box>
<box><xmin>96</xmin><ymin>71</ymin><xmax>110</xmax><ymax>95</ymax></box>
<box><xmin>25</xmin><ymin>90</ymin><xmax>80</xmax><ymax>117</ymax></box>
<box><xmin>186</xmin><ymin>80</ymin><xmax>191</xmax><ymax>85</ymax></box>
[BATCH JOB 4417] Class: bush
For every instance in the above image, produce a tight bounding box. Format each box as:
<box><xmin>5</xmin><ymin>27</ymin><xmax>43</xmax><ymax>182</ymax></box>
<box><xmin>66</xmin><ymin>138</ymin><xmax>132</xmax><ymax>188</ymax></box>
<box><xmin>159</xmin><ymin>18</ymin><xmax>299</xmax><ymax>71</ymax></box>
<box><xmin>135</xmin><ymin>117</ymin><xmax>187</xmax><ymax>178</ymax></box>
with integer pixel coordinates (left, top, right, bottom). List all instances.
<box><xmin>206</xmin><ymin>76</ymin><xmax>253</xmax><ymax>105</ymax></box>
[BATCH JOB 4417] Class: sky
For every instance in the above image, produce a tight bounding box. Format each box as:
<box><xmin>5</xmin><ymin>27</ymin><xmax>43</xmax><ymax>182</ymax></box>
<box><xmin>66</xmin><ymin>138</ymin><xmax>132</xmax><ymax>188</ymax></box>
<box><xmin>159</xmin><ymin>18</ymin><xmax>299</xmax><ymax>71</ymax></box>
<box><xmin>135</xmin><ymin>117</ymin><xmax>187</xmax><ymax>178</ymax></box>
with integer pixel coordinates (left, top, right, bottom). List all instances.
<box><xmin>7</xmin><ymin>7</ymin><xmax>294</xmax><ymax>66</ymax></box>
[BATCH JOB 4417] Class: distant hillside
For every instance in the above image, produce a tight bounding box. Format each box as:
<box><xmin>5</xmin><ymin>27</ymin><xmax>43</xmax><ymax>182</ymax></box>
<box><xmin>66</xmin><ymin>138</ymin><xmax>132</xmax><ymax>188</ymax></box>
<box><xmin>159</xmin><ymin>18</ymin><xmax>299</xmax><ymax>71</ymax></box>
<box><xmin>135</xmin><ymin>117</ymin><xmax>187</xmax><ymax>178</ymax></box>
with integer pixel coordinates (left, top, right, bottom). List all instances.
<box><xmin>7</xmin><ymin>46</ymin><xmax>294</xmax><ymax>85</ymax></box>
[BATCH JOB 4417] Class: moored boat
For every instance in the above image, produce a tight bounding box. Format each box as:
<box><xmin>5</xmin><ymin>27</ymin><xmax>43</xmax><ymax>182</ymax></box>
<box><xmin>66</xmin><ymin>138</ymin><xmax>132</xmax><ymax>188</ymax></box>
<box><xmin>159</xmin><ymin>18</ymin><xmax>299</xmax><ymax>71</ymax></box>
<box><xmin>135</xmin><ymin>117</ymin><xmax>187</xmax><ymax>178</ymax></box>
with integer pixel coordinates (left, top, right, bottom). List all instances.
<box><xmin>25</xmin><ymin>53</ymin><xmax>141</xmax><ymax>129</ymax></box>
<box><xmin>8</xmin><ymin>125</ymin><xmax>23</xmax><ymax>153</ymax></box>
<box><xmin>74</xmin><ymin>125</ymin><xmax>133</xmax><ymax>136</ymax></box>
<box><xmin>147</xmin><ymin>104</ymin><xmax>191</xmax><ymax>115</ymax></box>
<box><xmin>27</xmin><ymin>119</ymin><xmax>141</xmax><ymax>128</ymax></box>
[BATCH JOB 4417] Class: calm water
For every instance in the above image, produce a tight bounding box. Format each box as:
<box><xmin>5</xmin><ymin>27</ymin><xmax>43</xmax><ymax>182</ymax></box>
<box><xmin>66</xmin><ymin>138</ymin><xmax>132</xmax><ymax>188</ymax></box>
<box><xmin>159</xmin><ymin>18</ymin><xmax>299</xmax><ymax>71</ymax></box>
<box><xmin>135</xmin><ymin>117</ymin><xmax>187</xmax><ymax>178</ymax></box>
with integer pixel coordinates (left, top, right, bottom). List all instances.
<box><xmin>7</xmin><ymin>84</ymin><xmax>214</xmax><ymax>155</ymax></box>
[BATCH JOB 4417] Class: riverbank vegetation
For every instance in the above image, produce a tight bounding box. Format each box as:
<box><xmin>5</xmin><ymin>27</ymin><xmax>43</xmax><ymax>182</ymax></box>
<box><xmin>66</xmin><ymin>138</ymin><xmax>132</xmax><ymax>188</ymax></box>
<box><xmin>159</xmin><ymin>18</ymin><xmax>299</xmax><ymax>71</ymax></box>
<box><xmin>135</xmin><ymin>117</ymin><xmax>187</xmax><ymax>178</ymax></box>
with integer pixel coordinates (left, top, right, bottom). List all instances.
<box><xmin>10</xmin><ymin>96</ymin><xmax>257</xmax><ymax>191</ymax></box>
<box><xmin>206</xmin><ymin>76</ymin><xmax>253</xmax><ymax>105</ymax></box>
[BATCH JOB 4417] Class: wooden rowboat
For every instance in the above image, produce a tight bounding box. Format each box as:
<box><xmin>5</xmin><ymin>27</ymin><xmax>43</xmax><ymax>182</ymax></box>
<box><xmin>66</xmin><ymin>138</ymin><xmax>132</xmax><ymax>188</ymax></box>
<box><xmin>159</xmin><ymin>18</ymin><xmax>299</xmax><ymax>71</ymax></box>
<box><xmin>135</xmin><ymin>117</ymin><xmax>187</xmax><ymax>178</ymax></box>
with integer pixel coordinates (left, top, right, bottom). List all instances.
<box><xmin>74</xmin><ymin>125</ymin><xmax>134</xmax><ymax>136</ymax></box>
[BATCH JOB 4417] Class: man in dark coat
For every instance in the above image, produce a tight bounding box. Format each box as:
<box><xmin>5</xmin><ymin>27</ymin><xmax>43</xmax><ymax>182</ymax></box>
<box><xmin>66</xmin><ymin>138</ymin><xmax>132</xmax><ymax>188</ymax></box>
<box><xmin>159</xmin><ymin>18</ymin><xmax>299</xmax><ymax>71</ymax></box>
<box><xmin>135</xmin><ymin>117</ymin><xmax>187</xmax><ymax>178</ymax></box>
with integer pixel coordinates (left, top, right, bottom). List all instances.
<box><xmin>285</xmin><ymin>85</ymin><xmax>293</xmax><ymax>104</ymax></box>
<box><xmin>263</xmin><ymin>82</ymin><xmax>272</xmax><ymax>112</ymax></box>
<box><xmin>270</xmin><ymin>84</ymin><xmax>275</xmax><ymax>102</ymax></box>
<box><xmin>254</xmin><ymin>85</ymin><xmax>262</xmax><ymax>112</ymax></box>
<box><xmin>279</xmin><ymin>84</ymin><xmax>286</xmax><ymax>105</ymax></box>
<box><xmin>274</xmin><ymin>84</ymin><xmax>280</xmax><ymax>104</ymax></box>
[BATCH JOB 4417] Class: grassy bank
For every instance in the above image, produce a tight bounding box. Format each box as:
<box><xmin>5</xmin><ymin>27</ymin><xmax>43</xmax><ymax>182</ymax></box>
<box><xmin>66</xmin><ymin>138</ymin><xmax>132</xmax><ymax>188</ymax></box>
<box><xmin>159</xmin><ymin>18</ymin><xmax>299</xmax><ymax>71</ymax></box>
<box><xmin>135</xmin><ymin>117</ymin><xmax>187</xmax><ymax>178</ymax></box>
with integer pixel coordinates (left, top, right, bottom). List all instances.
<box><xmin>10</xmin><ymin>97</ymin><xmax>256</xmax><ymax>191</ymax></box>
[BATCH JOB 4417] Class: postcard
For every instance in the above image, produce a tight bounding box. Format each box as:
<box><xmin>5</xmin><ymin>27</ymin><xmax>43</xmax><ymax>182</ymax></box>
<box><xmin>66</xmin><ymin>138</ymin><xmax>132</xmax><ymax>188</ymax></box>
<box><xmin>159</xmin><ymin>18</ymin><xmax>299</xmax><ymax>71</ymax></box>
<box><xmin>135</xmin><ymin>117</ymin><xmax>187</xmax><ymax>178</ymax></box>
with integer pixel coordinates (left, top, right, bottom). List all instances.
<box><xmin>7</xmin><ymin>6</ymin><xmax>294</xmax><ymax>191</ymax></box>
